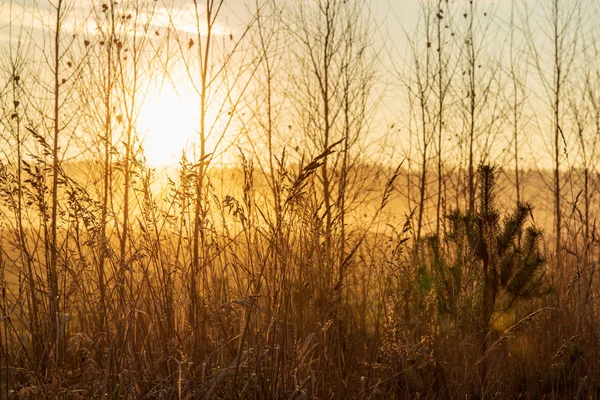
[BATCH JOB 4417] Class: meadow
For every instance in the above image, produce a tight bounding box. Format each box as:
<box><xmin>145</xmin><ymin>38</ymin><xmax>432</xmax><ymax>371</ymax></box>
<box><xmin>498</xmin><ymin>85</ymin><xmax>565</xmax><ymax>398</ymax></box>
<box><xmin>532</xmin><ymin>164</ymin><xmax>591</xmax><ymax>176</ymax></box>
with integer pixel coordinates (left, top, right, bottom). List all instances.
<box><xmin>1</xmin><ymin>0</ymin><xmax>600</xmax><ymax>398</ymax></box>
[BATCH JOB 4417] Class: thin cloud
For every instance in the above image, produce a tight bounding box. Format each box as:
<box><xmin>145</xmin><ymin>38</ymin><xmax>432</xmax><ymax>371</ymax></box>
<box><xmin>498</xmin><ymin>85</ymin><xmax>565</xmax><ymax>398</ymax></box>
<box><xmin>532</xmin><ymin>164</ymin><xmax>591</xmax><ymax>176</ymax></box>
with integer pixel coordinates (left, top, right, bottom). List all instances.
<box><xmin>0</xmin><ymin>1</ymin><xmax>231</xmax><ymax>45</ymax></box>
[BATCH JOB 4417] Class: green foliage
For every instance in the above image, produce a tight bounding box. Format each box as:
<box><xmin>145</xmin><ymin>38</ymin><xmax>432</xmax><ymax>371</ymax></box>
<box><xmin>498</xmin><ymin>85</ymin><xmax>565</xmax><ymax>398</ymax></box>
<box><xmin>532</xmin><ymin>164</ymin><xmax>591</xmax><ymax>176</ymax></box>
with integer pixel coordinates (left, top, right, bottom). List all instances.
<box><xmin>426</xmin><ymin>164</ymin><xmax>549</xmax><ymax>325</ymax></box>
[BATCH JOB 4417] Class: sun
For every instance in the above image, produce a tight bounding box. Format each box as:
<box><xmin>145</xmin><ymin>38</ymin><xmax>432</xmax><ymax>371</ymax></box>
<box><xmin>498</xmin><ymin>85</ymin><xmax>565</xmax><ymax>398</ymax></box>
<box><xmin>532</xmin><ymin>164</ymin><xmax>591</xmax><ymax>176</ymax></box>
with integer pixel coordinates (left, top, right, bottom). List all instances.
<box><xmin>137</xmin><ymin>83</ymin><xmax>198</xmax><ymax>166</ymax></box>
<box><xmin>138</xmin><ymin>80</ymin><xmax>228</xmax><ymax>167</ymax></box>
<box><xmin>137</xmin><ymin>76</ymin><xmax>238</xmax><ymax>168</ymax></box>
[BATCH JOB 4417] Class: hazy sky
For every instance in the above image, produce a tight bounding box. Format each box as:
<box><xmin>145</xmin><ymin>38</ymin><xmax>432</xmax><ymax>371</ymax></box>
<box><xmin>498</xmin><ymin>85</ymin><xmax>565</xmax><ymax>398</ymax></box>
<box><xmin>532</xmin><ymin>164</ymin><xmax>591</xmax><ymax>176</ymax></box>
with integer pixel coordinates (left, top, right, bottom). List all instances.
<box><xmin>0</xmin><ymin>1</ymin><xmax>517</xmax><ymax>48</ymax></box>
<box><xmin>1</xmin><ymin>0</ymin><xmax>598</xmax><ymax>169</ymax></box>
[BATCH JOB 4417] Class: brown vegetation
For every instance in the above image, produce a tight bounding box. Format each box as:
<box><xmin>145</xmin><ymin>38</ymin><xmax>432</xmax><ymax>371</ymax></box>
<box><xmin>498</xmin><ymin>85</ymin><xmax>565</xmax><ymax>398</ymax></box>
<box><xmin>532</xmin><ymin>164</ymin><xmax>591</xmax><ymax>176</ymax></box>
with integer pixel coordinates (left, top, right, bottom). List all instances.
<box><xmin>0</xmin><ymin>0</ymin><xmax>599</xmax><ymax>398</ymax></box>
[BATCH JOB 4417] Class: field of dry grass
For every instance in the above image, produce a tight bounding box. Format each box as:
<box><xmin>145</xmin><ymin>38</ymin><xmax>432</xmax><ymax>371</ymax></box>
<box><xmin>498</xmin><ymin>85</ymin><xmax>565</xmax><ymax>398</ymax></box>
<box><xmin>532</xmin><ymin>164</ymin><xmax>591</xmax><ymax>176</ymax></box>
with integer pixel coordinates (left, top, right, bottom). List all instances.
<box><xmin>0</xmin><ymin>159</ymin><xmax>598</xmax><ymax>399</ymax></box>
<box><xmin>2</xmin><ymin>0</ymin><xmax>600</xmax><ymax>397</ymax></box>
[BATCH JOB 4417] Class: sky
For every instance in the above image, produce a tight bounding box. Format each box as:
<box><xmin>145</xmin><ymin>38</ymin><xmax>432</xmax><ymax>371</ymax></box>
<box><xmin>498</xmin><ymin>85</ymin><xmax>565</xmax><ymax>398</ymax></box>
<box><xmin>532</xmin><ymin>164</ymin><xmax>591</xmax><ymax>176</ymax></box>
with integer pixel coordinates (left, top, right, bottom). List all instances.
<box><xmin>0</xmin><ymin>0</ymin><xmax>598</xmax><ymax>170</ymax></box>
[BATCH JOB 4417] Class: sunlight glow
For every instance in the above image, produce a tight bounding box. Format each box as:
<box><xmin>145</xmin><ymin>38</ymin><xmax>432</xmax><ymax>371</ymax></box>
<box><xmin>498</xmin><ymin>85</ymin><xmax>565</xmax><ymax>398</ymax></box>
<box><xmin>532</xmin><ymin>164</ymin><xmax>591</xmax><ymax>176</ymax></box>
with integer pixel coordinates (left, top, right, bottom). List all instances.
<box><xmin>138</xmin><ymin>84</ymin><xmax>200</xmax><ymax>166</ymax></box>
<box><xmin>137</xmin><ymin>80</ymin><xmax>229</xmax><ymax>167</ymax></box>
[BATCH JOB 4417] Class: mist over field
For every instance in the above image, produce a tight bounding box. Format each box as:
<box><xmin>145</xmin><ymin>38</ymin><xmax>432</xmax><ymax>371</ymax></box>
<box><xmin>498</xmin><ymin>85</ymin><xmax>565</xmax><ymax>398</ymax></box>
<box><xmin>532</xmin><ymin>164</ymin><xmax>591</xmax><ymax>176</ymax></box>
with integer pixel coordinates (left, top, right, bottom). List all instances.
<box><xmin>1</xmin><ymin>0</ymin><xmax>599</xmax><ymax>398</ymax></box>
